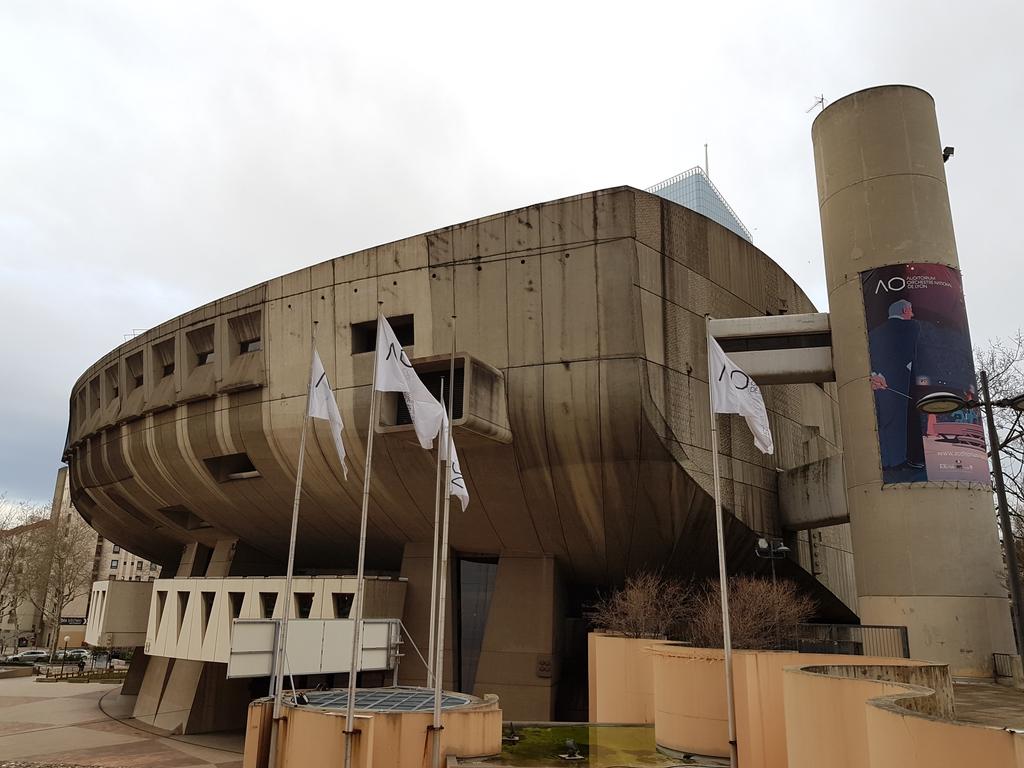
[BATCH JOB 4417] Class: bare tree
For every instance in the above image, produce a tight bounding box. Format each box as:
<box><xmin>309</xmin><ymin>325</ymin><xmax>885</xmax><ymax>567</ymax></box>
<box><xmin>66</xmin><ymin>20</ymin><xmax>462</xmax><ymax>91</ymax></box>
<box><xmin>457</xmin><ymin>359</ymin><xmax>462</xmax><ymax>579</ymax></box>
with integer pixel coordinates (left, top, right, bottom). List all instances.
<box><xmin>586</xmin><ymin>572</ymin><xmax>695</xmax><ymax>639</ymax></box>
<box><xmin>976</xmin><ymin>331</ymin><xmax>1024</xmax><ymax>592</ymax></box>
<box><xmin>20</xmin><ymin>511</ymin><xmax>95</xmax><ymax>657</ymax></box>
<box><xmin>688</xmin><ymin>576</ymin><xmax>816</xmax><ymax>650</ymax></box>
<box><xmin>976</xmin><ymin>330</ymin><xmax>1024</xmax><ymax>513</ymax></box>
<box><xmin>0</xmin><ymin>497</ymin><xmax>48</xmax><ymax>653</ymax></box>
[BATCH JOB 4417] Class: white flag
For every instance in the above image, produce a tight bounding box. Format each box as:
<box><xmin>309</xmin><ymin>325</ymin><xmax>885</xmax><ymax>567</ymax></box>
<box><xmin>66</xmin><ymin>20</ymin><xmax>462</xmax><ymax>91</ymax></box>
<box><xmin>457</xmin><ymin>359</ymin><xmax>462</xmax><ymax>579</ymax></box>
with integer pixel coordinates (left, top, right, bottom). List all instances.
<box><xmin>308</xmin><ymin>349</ymin><xmax>349</xmax><ymax>479</ymax></box>
<box><xmin>440</xmin><ymin>410</ymin><xmax>469</xmax><ymax>512</ymax></box>
<box><xmin>708</xmin><ymin>336</ymin><xmax>774</xmax><ymax>455</ymax></box>
<box><xmin>374</xmin><ymin>315</ymin><xmax>444</xmax><ymax>449</ymax></box>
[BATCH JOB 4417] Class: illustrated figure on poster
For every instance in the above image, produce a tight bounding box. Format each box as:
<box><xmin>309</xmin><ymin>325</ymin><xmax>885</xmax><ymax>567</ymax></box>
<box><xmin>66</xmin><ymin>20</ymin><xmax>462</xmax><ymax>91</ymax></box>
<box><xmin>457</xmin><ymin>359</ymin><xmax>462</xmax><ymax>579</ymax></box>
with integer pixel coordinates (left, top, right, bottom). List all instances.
<box><xmin>862</xmin><ymin>263</ymin><xmax>989</xmax><ymax>485</ymax></box>
<box><xmin>868</xmin><ymin>299</ymin><xmax>924</xmax><ymax>478</ymax></box>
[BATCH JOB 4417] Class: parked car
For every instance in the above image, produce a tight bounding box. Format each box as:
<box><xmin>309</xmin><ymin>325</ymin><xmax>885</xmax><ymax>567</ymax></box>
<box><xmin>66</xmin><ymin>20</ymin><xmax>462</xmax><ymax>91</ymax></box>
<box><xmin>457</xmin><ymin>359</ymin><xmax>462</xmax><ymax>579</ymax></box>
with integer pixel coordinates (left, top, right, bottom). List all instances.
<box><xmin>64</xmin><ymin>649</ymin><xmax>91</xmax><ymax>661</ymax></box>
<box><xmin>6</xmin><ymin>650</ymin><xmax>50</xmax><ymax>664</ymax></box>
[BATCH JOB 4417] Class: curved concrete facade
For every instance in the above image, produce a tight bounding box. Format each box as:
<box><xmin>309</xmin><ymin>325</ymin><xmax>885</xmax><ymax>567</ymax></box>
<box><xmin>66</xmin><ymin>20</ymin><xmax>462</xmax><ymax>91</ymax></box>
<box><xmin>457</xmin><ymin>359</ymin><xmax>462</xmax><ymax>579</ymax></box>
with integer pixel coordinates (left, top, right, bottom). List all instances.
<box><xmin>66</xmin><ymin>186</ymin><xmax>855</xmax><ymax>720</ymax></box>
<box><xmin>812</xmin><ymin>86</ymin><xmax>1014</xmax><ymax>674</ymax></box>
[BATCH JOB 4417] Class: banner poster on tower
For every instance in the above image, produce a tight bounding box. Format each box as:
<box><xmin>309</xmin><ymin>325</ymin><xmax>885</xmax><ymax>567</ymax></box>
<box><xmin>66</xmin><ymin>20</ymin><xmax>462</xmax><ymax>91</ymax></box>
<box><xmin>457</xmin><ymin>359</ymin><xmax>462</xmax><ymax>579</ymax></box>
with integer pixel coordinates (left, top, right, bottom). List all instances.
<box><xmin>860</xmin><ymin>263</ymin><xmax>989</xmax><ymax>485</ymax></box>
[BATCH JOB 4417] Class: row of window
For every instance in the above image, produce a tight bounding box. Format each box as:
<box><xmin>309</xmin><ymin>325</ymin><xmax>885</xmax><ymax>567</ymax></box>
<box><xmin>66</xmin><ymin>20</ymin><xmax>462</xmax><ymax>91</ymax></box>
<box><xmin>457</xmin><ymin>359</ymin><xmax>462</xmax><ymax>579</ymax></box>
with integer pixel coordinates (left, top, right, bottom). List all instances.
<box><xmin>73</xmin><ymin>311</ymin><xmax>263</xmax><ymax>428</ymax></box>
<box><xmin>156</xmin><ymin>589</ymin><xmax>355</xmax><ymax>630</ymax></box>
<box><xmin>109</xmin><ymin>559</ymin><xmax>157</xmax><ymax>570</ymax></box>
<box><xmin>73</xmin><ymin>311</ymin><xmax>425</xmax><ymax>432</ymax></box>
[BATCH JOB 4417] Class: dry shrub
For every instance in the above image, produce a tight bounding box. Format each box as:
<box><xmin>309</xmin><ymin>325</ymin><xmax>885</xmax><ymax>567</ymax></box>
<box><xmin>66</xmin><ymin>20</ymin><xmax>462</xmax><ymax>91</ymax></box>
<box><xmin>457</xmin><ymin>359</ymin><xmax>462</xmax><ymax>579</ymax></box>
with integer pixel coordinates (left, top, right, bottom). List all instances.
<box><xmin>586</xmin><ymin>572</ymin><xmax>694</xmax><ymax>639</ymax></box>
<box><xmin>688</xmin><ymin>576</ymin><xmax>816</xmax><ymax>650</ymax></box>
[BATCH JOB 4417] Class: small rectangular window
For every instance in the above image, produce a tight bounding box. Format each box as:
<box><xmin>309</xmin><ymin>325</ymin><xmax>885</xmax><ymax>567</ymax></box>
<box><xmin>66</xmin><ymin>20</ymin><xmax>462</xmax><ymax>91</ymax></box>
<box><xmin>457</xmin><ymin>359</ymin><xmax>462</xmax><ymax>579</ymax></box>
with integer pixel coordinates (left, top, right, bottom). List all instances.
<box><xmin>295</xmin><ymin>592</ymin><xmax>314</xmax><ymax>619</ymax></box>
<box><xmin>110</xmin><ymin>559</ymin><xmax>118</xmax><ymax>569</ymax></box>
<box><xmin>153</xmin><ymin>338</ymin><xmax>175</xmax><ymax>380</ymax></box>
<box><xmin>88</xmin><ymin>377</ymin><xmax>101</xmax><ymax>414</ymax></box>
<box><xmin>112</xmin><ymin>545</ymin><xmax>120</xmax><ymax>554</ymax></box>
<box><xmin>259</xmin><ymin>592</ymin><xmax>277</xmax><ymax>619</ymax></box>
<box><xmin>136</xmin><ymin>561</ymin><xmax>143</xmax><ymax>569</ymax></box>
<box><xmin>351</xmin><ymin>314</ymin><xmax>414</xmax><ymax>354</ymax></box>
<box><xmin>187</xmin><ymin>324</ymin><xmax>216</xmax><ymax>370</ymax></box>
<box><xmin>126</xmin><ymin>352</ymin><xmax>144</xmax><ymax>393</ymax></box>
<box><xmin>229</xmin><ymin>311</ymin><xmax>262</xmax><ymax>358</ymax></box>
<box><xmin>104</xmin><ymin>364</ymin><xmax>120</xmax><ymax>403</ymax></box>
<box><xmin>203</xmin><ymin>453</ymin><xmax>260</xmax><ymax>482</ymax></box>
<box><xmin>333</xmin><ymin>592</ymin><xmax>354</xmax><ymax>619</ymax></box>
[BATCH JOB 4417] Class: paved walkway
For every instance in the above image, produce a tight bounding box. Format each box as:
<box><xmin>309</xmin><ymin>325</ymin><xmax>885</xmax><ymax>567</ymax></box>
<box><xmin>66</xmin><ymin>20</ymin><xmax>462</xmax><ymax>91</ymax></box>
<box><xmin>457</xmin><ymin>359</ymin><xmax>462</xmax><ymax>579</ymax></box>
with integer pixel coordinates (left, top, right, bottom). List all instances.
<box><xmin>953</xmin><ymin>681</ymin><xmax>1024</xmax><ymax>729</ymax></box>
<box><xmin>0</xmin><ymin>676</ymin><xmax>243</xmax><ymax>767</ymax></box>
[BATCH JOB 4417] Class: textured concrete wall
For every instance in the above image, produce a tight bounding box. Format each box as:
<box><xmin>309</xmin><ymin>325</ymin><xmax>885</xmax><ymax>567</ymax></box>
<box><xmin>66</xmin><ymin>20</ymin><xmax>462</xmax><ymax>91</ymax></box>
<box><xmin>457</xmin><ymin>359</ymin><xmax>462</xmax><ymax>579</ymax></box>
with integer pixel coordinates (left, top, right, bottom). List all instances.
<box><xmin>66</xmin><ymin>187</ymin><xmax>859</xmax><ymax>720</ymax></box>
<box><xmin>65</xmin><ymin>187</ymin><xmax>850</xmax><ymax>596</ymax></box>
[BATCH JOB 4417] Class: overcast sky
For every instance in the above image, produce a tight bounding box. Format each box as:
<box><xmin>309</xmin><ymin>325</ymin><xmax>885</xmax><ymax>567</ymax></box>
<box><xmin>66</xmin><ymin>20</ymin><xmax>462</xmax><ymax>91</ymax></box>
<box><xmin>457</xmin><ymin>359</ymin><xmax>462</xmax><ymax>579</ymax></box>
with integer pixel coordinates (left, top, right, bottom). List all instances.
<box><xmin>1</xmin><ymin>1</ymin><xmax>1020</xmax><ymax>503</ymax></box>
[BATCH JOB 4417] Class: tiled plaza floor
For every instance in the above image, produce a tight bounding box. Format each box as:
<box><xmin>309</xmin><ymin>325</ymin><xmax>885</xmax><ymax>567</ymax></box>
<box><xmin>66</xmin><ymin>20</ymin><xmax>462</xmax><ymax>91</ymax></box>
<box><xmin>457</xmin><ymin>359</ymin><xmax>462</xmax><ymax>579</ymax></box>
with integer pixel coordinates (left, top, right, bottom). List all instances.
<box><xmin>0</xmin><ymin>677</ymin><xmax>243</xmax><ymax>768</ymax></box>
<box><xmin>953</xmin><ymin>680</ymin><xmax>1024</xmax><ymax>729</ymax></box>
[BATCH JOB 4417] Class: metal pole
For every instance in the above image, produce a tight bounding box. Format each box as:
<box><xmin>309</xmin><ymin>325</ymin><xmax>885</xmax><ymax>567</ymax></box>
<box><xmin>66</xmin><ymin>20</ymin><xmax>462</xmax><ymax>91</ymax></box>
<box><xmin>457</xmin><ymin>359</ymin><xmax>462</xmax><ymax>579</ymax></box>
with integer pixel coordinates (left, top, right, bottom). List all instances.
<box><xmin>425</xmin><ymin>381</ymin><xmax>446</xmax><ymax>688</ymax></box>
<box><xmin>268</xmin><ymin>321</ymin><xmax>318</xmax><ymax>768</ymax></box>
<box><xmin>981</xmin><ymin>370</ymin><xmax>1024</xmax><ymax>657</ymax></box>
<box><xmin>343</xmin><ymin>308</ymin><xmax>383</xmax><ymax>768</ymax></box>
<box><xmin>706</xmin><ymin>315</ymin><xmax>738</xmax><ymax>768</ymax></box>
<box><xmin>431</xmin><ymin>316</ymin><xmax>457</xmax><ymax>768</ymax></box>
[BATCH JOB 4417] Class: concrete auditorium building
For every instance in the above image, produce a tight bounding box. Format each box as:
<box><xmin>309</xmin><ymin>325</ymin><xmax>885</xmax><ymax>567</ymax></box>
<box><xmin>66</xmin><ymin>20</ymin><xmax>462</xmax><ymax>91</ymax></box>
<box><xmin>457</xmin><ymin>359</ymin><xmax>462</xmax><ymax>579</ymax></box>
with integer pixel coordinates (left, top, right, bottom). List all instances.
<box><xmin>64</xmin><ymin>85</ymin><xmax>1015</xmax><ymax>733</ymax></box>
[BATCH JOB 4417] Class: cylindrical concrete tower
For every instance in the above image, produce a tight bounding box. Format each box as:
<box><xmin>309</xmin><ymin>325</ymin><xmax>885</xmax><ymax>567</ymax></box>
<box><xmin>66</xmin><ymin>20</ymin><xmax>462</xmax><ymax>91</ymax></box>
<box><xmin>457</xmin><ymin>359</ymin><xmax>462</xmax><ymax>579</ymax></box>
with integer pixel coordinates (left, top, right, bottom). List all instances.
<box><xmin>812</xmin><ymin>85</ymin><xmax>1014</xmax><ymax>675</ymax></box>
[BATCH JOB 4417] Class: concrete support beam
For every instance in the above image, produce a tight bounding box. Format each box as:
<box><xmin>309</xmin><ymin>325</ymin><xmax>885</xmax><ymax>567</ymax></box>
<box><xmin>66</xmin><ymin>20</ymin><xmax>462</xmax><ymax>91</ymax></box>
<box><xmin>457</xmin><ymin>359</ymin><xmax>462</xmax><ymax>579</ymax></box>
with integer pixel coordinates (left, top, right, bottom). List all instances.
<box><xmin>472</xmin><ymin>554</ymin><xmax>562</xmax><ymax>720</ymax></box>
<box><xmin>779</xmin><ymin>455</ymin><xmax>850</xmax><ymax>530</ymax></box>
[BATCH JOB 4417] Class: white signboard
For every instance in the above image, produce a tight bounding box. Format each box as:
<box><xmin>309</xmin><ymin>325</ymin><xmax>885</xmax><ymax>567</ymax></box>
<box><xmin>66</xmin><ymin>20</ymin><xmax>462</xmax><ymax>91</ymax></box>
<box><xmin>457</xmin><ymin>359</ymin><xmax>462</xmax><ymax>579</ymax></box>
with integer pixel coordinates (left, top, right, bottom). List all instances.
<box><xmin>227</xmin><ymin>618</ymin><xmax>398</xmax><ymax>679</ymax></box>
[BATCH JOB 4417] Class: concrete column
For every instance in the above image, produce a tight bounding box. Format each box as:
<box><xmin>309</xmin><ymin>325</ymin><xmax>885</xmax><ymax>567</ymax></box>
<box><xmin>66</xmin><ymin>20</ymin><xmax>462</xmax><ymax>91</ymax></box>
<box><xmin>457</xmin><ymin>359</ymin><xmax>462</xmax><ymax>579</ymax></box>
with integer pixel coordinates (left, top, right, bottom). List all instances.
<box><xmin>472</xmin><ymin>554</ymin><xmax>562</xmax><ymax>720</ymax></box>
<box><xmin>812</xmin><ymin>85</ymin><xmax>1014</xmax><ymax>674</ymax></box>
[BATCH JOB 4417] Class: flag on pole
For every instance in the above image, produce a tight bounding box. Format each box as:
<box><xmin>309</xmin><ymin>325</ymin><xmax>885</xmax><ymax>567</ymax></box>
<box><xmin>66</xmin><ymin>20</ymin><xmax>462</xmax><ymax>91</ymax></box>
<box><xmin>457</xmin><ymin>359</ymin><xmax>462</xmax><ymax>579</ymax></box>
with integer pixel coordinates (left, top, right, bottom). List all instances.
<box><xmin>308</xmin><ymin>349</ymin><xmax>349</xmax><ymax>479</ymax></box>
<box><xmin>440</xmin><ymin>410</ymin><xmax>469</xmax><ymax>511</ymax></box>
<box><xmin>374</xmin><ymin>315</ymin><xmax>444</xmax><ymax>449</ymax></box>
<box><xmin>708</xmin><ymin>336</ymin><xmax>774</xmax><ymax>454</ymax></box>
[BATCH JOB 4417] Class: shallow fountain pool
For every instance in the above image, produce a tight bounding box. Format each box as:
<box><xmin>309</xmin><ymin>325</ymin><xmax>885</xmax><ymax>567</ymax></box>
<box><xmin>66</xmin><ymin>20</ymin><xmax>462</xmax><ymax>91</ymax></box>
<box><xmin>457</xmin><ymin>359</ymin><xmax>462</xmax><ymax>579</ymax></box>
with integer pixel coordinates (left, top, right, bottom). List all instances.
<box><xmin>465</xmin><ymin>724</ymin><xmax>726</xmax><ymax>768</ymax></box>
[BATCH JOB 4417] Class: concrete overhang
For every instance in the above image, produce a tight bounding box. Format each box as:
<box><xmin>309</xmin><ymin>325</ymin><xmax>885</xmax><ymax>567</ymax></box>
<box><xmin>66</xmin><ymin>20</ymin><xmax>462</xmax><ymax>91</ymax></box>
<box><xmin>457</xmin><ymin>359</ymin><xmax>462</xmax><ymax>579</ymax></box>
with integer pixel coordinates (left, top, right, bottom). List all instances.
<box><xmin>709</xmin><ymin>312</ymin><xmax>835</xmax><ymax>384</ymax></box>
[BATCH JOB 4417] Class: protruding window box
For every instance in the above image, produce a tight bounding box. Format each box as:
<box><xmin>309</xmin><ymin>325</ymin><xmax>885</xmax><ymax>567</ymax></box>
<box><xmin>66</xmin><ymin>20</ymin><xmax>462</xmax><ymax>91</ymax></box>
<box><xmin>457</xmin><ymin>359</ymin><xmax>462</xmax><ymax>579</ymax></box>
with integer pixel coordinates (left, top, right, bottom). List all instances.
<box><xmin>143</xmin><ymin>337</ymin><xmax>178</xmax><ymax>414</ymax></box>
<box><xmin>221</xmin><ymin>311</ymin><xmax>266</xmax><ymax>393</ymax></box>
<box><xmin>179</xmin><ymin>324</ymin><xmax>218</xmax><ymax>404</ymax></box>
<box><xmin>118</xmin><ymin>350</ymin><xmax>147</xmax><ymax>423</ymax></box>
<box><xmin>94</xmin><ymin>362</ymin><xmax>122</xmax><ymax>432</ymax></box>
<box><xmin>378</xmin><ymin>353</ymin><xmax>511</xmax><ymax>445</ymax></box>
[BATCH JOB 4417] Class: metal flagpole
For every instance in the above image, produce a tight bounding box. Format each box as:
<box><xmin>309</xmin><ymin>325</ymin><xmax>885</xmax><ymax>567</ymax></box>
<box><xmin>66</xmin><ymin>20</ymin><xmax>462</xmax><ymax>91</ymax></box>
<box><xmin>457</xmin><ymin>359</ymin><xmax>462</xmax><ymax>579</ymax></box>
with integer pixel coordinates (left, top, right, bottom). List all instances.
<box><xmin>343</xmin><ymin>307</ymin><xmax>383</xmax><ymax>768</ymax></box>
<box><xmin>425</xmin><ymin>381</ymin><xmax>446</xmax><ymax>688</ymax></box>
<box><xmin>431</xmin><ymin>316</ymin><xmax>457</xmax><ymax>768</ymax></box>
<box><xmin>268</xmin><ymin>321</ymin><xmax>318</xmax><ymax>768</ymax></box>
<box><xmin>705</xmin><ymin>314</ymin><xmax>738</xmax><ymax>768</ymax></box>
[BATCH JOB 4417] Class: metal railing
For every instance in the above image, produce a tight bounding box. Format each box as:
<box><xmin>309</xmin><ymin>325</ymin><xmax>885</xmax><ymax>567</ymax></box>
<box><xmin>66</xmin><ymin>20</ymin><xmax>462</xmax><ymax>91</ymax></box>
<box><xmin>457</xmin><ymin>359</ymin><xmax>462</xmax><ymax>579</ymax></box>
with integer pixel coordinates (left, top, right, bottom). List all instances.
<box><xmin>39</xmin><ymin>666</ymin><xmax>128</xmax><ymax>681</ymax></box>
<box><xmin>993</xmin><ymin>652</ymin><xmax>1015</xmax><ymax>680</ymax></box>
<box><xmin>796</xmin><ymin>623</ymin><xmax>911</xmax><ymax>659</ymax></box>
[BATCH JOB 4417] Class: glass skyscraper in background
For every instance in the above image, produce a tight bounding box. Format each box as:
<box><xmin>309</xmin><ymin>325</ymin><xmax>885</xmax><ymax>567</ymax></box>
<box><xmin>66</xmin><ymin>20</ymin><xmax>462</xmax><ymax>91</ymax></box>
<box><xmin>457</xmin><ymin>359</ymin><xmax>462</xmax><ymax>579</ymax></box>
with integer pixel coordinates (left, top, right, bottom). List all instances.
<box><xmin>647</xmin><ymin>166</ymin><xmax>753</xmax><ymax>243</ymax></box>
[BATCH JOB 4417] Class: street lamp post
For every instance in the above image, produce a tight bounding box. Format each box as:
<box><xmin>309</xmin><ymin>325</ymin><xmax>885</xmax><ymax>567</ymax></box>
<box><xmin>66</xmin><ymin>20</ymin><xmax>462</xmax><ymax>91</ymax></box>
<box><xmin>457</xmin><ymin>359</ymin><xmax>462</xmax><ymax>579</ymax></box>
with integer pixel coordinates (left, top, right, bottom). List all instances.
<box><xmin>916</xmin><ymin>374</ymin><xmax>1024</xmax><ymax>658</ymax></box>
<box><xmin>60</xmin><ymin>636</ymin><xmax>69</xmax><ymax>677</ymax></box>
<box><xmin>754</xmin><ymin>536</ymin><xmax>790</xmax><ymax>586</ymax></box>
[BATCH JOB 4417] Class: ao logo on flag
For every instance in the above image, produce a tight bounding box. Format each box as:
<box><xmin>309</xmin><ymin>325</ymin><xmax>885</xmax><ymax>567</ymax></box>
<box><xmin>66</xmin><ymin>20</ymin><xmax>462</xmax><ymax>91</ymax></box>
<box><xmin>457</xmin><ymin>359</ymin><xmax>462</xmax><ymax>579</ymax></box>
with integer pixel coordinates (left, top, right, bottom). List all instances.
<box><xmin>716</xmin><ymin>364</ymin><xmax>760</xmax><ymax>395</ymax></box>
<box><xmin>385</xmin><ymin>342</ymin><xmax>414</xmax><ymax>368</ymax></box>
